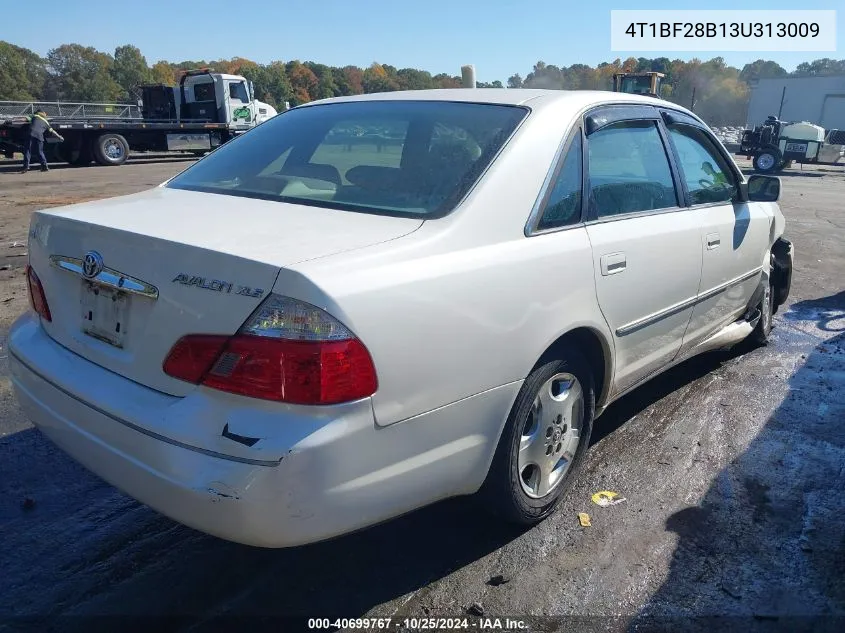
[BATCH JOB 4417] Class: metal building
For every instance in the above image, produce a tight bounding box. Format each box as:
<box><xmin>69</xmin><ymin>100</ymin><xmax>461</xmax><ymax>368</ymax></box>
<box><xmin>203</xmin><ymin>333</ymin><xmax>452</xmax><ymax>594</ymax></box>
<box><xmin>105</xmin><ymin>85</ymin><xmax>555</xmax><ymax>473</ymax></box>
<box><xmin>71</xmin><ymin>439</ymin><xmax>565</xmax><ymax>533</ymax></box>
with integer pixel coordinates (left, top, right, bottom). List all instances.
<box><xmin>746</xmin><ymin>75</ymin><xmax>845</xmax><ymax>129</ymax></box>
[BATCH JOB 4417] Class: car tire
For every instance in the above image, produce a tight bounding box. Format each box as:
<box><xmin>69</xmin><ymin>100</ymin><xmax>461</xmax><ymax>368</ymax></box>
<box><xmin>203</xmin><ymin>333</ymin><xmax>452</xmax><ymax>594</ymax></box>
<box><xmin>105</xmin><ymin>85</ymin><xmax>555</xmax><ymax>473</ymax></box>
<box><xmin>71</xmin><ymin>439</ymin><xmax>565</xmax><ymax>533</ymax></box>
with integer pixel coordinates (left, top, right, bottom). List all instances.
<box><xmin>93</xmin><ymin>133</ymin><xmax>129</xmax><ymax>166</ymax></box>
<box><xmin>750</xmin><ymin>265</ymin><xmax>774</xmax><ymax>345</ymax></box>
<box><xmin>754</xmin><ymin>147</ymin><xmax>782</xmax><ymax>173</ymax></box>
<box><xmin>481</xmin><ymin>351</ymin><xmax>594</xmax><ymax>525</ymax></box>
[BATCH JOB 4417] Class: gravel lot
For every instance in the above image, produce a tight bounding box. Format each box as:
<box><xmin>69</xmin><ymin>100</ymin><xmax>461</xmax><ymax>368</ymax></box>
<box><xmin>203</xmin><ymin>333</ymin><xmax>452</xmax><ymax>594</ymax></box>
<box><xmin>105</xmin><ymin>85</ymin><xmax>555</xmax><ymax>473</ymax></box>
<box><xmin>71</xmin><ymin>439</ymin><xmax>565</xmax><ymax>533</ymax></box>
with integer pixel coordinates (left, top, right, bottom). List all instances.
<box><xmin>0</xmin><ymin>156</ymin><xmax>843</xmax><ymax>633</ymax></box>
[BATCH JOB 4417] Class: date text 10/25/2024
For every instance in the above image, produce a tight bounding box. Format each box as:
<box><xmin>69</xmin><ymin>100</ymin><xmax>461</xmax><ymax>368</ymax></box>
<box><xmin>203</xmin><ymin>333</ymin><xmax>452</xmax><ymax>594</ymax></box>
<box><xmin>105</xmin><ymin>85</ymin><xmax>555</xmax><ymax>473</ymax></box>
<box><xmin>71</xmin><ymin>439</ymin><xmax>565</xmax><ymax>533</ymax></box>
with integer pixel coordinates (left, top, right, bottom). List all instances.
<box><xmin>308</xmin><ymin>617</ymin><xmax>528</xmax><ymax>631</ymax></box>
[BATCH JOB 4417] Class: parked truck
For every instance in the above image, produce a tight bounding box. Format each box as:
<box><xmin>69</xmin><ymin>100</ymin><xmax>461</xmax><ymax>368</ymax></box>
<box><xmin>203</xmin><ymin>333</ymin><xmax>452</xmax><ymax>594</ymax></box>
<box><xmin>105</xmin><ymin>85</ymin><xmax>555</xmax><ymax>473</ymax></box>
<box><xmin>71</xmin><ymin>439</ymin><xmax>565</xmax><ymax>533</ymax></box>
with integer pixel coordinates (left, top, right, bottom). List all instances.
<box><xmin>0</xmin><ymin>69</ymin><xmax>278</xmax><ymax>166</ymax></box>
<box><xmin>612</xmin><ymin>71</ymin><xmax>666</xmax><ymax>98</ymax></box>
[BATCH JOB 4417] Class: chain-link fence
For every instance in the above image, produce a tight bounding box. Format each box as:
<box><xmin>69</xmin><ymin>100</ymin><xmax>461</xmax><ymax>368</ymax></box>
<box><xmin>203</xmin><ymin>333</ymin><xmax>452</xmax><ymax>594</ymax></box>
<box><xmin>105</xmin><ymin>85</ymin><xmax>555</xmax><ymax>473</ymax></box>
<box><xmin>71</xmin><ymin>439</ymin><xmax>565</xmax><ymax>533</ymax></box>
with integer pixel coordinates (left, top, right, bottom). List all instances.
<box><xmin>0</xmin><ymin>101</ymin><xmax>143</xmax><ymax>120</ymax></box>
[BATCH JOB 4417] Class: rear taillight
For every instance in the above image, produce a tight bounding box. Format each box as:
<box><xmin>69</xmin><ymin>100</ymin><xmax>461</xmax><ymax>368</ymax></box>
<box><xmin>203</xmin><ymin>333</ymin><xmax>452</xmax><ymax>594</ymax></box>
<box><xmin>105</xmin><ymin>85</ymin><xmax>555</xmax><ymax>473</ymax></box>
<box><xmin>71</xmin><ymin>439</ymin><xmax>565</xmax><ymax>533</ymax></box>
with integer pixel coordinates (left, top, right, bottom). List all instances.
<box><xmin>163</xmin><ymin>295</ymin><xmax>378</xmax><ymax>405</ymax></box>
<box><xmin>26</xmin><ymin>265</ymin><xmax>52</xmax><ymax>322</ymax></box>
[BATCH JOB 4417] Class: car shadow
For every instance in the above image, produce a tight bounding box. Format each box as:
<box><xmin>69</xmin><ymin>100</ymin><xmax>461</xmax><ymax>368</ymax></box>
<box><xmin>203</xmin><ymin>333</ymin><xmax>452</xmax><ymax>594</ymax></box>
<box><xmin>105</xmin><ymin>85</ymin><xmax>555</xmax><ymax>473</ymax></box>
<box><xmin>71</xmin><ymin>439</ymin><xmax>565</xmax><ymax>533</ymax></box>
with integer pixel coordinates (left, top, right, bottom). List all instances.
<box><xmin>0</xmin><ymin>433</ymin><xmax>529</xmax><ymax>633</ymax></box>
<box><xmin>783</xmin><ymin>291</ymin><xmax>845</xmax><ymax>332</ymax></box>
<box><xmin>3</xmin><ymin>303</ymin><xmax>836</xmax><ymax>633</ymax></box>
<box><xmin>627</xmin><ymin>293</ymin><xmax>845</xmax><ymax>632</ymax></box>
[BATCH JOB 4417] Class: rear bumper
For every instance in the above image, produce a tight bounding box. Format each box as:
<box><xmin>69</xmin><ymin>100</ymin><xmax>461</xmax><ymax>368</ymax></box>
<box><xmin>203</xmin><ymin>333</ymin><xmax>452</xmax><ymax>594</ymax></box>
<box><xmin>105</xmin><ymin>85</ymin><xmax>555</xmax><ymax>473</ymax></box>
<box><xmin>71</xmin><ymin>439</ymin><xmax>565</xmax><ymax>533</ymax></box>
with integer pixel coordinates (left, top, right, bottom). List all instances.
<box><xmin>9</xmin><ymin>314</ymin><xmax>516</xmax><ymax>547</ymax></box>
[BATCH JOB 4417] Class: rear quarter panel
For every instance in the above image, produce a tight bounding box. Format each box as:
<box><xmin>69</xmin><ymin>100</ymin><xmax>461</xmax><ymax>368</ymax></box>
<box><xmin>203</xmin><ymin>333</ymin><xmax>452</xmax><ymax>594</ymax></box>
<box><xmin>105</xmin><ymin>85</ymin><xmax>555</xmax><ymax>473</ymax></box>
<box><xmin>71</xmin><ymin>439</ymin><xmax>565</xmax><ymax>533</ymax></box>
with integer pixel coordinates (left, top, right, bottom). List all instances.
<box><xmin>284</xmin><ymin>101</ymin><xmax>614</xmax><ymax>427</ymax></box>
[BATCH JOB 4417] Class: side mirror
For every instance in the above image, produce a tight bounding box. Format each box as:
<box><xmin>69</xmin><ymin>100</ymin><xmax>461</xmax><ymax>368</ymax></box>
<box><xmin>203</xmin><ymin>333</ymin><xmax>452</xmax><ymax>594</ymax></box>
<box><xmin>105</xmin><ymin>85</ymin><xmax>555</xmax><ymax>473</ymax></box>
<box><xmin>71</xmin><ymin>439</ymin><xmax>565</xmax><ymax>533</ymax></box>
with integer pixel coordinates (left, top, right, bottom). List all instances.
<box><xmin>747</xmin><ymin>174</ymin><xmax>780</xmax><ymax>202</ymax></box>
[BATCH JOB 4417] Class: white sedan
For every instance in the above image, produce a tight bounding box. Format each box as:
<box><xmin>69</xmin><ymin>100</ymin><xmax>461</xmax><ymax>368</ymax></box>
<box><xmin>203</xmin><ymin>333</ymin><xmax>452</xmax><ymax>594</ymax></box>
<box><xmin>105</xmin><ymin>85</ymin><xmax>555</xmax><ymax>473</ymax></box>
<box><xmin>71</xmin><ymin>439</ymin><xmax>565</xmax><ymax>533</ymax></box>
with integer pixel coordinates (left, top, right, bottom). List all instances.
<box><xmin>10</xmin><ymin>89</ymin><xmax>793</xmax><ymax>547</ymax></box>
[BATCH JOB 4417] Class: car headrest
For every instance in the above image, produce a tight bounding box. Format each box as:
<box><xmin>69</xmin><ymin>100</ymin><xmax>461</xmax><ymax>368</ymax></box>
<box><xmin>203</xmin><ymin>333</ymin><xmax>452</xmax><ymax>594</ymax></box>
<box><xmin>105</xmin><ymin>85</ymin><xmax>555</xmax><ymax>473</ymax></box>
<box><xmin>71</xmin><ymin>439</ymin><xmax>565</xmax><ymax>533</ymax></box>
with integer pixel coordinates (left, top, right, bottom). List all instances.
<box><xmin>279</xmin><ymin>163</ymin><xmax>341</xmax><ymax>188</ymax></box>
<box><xmin>345</xmin><ymin>165</ymin><xmax>401</xmax><ymax>191</ymax></box>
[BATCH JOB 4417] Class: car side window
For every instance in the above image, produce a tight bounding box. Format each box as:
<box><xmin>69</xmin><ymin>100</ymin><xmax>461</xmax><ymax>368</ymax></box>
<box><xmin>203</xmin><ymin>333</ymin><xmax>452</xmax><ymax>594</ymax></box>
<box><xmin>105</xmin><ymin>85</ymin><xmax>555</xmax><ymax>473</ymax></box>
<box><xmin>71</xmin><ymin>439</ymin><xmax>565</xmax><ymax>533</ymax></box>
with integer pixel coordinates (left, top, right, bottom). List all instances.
<box><xmin>667</xmin><ymin>124</ymin><xmax>738</xmax><ymax>205</ymax></box>
<box><xmin>538</xmin><ymin>133</ymin><xmax>582</xmax><ymax>230</ymax></box>
<box><xmin>587</xmin><ymin>120</ymin><xmax>678</xmax><ymax>218</ymax></box>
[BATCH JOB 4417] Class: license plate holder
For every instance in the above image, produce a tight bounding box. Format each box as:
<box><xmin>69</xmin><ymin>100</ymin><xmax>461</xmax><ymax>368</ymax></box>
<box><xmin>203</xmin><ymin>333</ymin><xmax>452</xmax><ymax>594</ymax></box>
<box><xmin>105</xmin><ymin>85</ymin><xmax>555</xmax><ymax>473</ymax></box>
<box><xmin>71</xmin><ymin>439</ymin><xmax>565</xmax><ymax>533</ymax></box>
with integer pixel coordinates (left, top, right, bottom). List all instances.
<box><xmin>81</xmin><ymin>282</ymin><xmax>130</xmax><ymax>348</ymax></box>
<box><xmin>785</xmin><ymin>142</ymin><xmax>807</xmax><ymax>153</ymax></box>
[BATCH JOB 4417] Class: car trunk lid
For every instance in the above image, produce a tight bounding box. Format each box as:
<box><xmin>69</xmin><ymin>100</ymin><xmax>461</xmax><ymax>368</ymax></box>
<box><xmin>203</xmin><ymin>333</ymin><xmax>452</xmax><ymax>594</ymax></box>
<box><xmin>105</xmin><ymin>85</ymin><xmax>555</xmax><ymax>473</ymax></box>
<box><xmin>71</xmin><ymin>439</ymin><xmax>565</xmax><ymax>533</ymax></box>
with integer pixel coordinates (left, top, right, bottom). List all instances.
<box><xmin>28</xmin><ymin>187</ymin><xmax>422</xmax><ymax>396</ymax></box>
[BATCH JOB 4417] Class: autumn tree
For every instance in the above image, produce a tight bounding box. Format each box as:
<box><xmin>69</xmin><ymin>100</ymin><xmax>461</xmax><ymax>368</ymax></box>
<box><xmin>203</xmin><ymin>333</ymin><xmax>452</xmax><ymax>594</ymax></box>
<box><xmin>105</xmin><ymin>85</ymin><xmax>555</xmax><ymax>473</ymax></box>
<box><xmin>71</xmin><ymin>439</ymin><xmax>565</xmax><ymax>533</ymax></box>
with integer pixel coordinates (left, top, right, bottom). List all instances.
<box><xmin>341</xmin><ymin>66</ymin><xmax>364</xmax><ymax>95</ymax></box>
<box><xmin>621</xmin><ymin>57</ymin><xmax>638</xmax><ymax>73</ymax></box>
<box><xmin>431</xmin><ymin>73</ymin><xmax>460</xmax><ymax>89</ymax></box>
<box><xmin>304</xmin><ymin>62</ymin><xmax>338</xmax><ymax>99</ymax></box>
<box><xmin>362</xmin><ymin>63</ymin><xmax>399</xmax><ymax>93</ymax></box>
<box><xmin>148</xmin><ymin>61</ymin><xmax>176</xmax><ymax>85</ymax></box>
<box><xmin>287</xmin><ymin>61</ymin><xmax>319</xmax><ymax>104</ymax></box>
<box><xmin>10</xmin><ymin>38</ymin><xmax>845</xmax><ymax>127</ymax></box>
<box><xmin>594</xmin><ymin>61</ymin><xmax>622</xmax><ymax>91</ymax></box>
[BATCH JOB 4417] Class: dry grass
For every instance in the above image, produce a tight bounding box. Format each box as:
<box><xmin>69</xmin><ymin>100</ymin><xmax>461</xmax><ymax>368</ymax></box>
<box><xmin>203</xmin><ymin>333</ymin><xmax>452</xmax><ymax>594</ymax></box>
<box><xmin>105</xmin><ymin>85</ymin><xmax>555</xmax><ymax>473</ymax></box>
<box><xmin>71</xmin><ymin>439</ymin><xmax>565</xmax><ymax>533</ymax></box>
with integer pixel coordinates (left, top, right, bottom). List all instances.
<box><xmin>13</xmin><ymin>195</ymin><xmax>104</xmax><ymax>207</ymax></box>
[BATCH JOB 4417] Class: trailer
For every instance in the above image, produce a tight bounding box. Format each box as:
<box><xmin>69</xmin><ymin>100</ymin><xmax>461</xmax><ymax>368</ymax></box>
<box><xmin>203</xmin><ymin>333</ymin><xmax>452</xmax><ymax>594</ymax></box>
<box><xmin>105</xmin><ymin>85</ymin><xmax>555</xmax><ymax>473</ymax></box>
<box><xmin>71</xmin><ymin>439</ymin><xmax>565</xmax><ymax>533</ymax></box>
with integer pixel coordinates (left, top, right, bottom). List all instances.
<box><xmin>0</xmin><ymin>69</ymin><xmax>278</xmax><ymax>166</ymax></box>
<box><xmin>737</xmin><ymin>116</ymin><xmax>845</xmax><ymax>173</ymax></box>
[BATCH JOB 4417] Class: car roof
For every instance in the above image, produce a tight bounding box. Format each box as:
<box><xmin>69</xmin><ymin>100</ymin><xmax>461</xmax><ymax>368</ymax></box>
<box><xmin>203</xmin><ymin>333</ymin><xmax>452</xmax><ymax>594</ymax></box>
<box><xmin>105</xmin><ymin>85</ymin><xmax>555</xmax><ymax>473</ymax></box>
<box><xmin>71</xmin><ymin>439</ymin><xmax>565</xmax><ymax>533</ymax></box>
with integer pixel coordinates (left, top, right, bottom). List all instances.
<box><xmin>299</xmin><ymin>88</ymin><xmax>697</xmax><ymax>118</ymax></box>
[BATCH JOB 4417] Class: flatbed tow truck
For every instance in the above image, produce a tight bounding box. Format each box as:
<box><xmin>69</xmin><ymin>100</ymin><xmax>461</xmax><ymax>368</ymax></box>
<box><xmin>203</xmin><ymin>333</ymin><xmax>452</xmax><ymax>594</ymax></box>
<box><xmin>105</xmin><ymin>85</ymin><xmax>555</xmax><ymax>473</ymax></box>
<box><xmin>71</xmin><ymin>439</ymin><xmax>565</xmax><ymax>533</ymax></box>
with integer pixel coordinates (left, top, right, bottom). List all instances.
<box><xmin>0</xmin><ymin>69</ymin><xmax>278</xmax><ymax>166</ymax></box>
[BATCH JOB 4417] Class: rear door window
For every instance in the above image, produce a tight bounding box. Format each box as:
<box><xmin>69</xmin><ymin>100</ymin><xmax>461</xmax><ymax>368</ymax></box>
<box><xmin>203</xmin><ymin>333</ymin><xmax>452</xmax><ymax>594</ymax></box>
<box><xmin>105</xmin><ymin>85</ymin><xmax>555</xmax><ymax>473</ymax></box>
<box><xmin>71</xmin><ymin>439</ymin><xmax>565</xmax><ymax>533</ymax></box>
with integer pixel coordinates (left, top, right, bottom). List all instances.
<box><xmin>587</xmin><ymin>121</ymin><xmax>679</xmax><ymax>219</ymax></box>
<box><xmin>537</xmin><ymin>133</ymin><xmax>582</xmax><ymax>230</ymax></box>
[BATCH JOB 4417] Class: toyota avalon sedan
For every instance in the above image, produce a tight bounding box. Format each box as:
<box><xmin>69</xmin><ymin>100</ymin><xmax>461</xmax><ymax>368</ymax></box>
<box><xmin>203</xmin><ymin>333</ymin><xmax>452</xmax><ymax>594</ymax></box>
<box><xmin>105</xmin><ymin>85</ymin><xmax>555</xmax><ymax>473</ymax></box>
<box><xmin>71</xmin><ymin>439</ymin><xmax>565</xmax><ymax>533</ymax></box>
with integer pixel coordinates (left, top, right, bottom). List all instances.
<box><xmin>10</xmin><ymin>89</ymin><xmax>793</xmax><ymax>547</ymax></box>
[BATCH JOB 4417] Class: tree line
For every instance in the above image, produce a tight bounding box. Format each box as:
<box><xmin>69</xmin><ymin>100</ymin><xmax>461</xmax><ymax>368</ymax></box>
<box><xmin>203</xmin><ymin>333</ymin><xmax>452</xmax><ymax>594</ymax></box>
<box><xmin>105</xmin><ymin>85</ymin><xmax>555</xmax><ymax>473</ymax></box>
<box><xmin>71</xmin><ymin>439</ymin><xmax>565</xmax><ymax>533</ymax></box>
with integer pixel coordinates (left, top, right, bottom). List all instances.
<box><xmin>2</xmin><ymin>41</ymin><xmax>845</xmax><ymax>125</ymax></box>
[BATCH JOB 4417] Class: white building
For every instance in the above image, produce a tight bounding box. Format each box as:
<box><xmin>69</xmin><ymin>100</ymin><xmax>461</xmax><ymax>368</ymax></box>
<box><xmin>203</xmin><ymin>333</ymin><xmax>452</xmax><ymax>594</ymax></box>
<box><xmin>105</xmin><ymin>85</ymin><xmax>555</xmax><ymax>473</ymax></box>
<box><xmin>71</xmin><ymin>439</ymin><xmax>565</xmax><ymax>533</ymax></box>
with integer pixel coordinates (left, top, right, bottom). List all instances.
<box><xmin>746</xmin><ymin>75</ymin><xmax>845</xmax><ymax>129</ymax></box>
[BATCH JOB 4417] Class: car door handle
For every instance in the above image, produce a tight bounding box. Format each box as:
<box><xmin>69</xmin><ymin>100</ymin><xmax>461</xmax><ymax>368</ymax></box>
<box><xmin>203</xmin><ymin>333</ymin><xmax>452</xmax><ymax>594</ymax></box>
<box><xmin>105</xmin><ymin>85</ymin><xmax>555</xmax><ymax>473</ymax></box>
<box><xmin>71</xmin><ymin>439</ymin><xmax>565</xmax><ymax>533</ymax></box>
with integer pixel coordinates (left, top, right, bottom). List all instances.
<box><xmin>706</xmin><ymin>233</ymin><xmax>721</xmax><ymax>249</ymax></box>
<box><xmin>600</xmin><ymin>252</ymin><xmax>626</xmax><ymax>276</ymax></box>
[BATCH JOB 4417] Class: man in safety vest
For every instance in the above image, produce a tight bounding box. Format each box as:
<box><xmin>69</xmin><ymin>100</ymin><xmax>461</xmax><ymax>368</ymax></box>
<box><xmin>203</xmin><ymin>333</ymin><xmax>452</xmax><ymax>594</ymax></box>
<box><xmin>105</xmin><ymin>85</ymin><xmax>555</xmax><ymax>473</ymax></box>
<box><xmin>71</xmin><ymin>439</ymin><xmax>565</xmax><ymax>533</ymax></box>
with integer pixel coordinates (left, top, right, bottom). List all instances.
<box><xmin>20</xmin><ymin>110</ymin><xmax>64</xmax><ymax>173</ymax></box>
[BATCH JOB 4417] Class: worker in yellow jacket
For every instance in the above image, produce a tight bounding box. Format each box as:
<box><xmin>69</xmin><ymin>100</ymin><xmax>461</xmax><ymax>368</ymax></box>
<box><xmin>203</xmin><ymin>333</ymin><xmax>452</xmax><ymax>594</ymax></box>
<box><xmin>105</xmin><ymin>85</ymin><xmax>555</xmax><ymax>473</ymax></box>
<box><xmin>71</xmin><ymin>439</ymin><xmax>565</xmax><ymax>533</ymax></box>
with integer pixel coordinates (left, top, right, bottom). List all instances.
<box><xmin>20</xmin><ymin>110</ymin><xmax>64</xmax><ymax>173</ymax></box>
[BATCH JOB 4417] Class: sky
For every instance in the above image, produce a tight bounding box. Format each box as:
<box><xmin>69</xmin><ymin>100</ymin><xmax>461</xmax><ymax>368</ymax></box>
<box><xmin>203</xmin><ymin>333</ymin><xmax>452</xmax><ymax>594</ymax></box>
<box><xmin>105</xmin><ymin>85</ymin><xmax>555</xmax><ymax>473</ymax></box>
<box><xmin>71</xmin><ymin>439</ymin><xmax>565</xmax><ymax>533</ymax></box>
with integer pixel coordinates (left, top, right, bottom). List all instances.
<box><xmin>2</xmin><ymin>0</ymin><xmax>842</xmax><ymax>83</ymax></box>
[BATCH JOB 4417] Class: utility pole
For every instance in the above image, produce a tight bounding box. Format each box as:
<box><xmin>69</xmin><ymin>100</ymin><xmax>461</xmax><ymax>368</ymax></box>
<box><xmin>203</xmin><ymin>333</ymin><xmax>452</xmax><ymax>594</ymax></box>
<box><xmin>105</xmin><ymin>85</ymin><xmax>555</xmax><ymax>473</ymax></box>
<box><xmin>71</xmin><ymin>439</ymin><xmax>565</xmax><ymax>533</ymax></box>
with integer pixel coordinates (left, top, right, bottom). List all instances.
<box><xmin>690</xmin><ymin>86</ymin><xmax>697</xmax><ymax>112</ymax></box>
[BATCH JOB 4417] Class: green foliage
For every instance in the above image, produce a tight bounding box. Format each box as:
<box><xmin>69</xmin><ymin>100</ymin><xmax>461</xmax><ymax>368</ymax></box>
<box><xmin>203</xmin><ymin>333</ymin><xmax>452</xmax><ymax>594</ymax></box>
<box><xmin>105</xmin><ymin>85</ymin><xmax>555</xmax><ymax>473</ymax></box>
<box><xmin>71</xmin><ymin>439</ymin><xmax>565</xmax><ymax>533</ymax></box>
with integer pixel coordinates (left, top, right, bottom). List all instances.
<box><xmin>239</xmin><ymin>62</ymin><xmax>292</xmax><ymax>107</ymax></box>
<box><xmin>794</xmin><ymin>58</ymin><xmax>845</xmax><ymax>76</ymax></box>
<box><xmin>3</xmin><ymin>39</ymin><xmax>844</xmax><ymax>126</ymax></box>
<box><xmin>0</xmin><ymin>41</ymin><xmax>42</xmax><ymax>100</ymax></box>
<box><xmin>397</xmin><ymin>68</ymin><xmax>435</xmax><ymax>91</ymax></box>
<box><xmin>739</xmin><ymin>59</ymin><xmax>787</xmax><ymax>83</ymax></box>
<box><xmin>46</xmin><ymin>44</ymin><xmax>122</xmax><ymax>101</ymax></box>
<box><xmin>112</xmin><ymin>45</ymin><xmax>153</xmax><ymax>101</ymax></box>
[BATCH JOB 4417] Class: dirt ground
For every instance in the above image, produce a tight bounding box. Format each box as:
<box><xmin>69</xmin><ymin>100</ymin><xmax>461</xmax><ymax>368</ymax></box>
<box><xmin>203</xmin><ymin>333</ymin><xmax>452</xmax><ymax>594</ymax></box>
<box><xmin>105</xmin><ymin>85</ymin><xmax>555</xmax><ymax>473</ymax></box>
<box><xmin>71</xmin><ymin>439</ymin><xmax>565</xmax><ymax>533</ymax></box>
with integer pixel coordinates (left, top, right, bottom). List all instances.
<box><xmin>0</xmin><ymin>156</ymin><xmax>843</xmax><ymax>633</ymax></box>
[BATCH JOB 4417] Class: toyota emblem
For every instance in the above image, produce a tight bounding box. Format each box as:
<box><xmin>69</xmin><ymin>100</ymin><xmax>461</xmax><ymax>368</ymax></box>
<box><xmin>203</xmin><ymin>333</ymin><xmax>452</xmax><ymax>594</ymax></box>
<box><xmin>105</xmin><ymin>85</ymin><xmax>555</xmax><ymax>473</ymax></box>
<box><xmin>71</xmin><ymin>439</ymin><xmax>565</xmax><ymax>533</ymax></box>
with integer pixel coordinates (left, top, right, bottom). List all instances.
<box><xmin>82</xmin><ymin>251</ymin><xmax>104</xmax><ymax>279</ymax></box>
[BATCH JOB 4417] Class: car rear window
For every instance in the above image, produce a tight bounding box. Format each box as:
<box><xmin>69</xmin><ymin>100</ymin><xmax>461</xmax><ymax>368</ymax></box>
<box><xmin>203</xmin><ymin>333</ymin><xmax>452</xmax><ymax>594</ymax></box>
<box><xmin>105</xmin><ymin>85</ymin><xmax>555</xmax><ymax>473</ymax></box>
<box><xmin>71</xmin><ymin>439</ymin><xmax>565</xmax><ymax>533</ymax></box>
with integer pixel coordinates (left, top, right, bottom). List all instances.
<box><xmin>166</xmin><ymin>100</ymin><xmax>527</xmax><ymax>218</ymax></box>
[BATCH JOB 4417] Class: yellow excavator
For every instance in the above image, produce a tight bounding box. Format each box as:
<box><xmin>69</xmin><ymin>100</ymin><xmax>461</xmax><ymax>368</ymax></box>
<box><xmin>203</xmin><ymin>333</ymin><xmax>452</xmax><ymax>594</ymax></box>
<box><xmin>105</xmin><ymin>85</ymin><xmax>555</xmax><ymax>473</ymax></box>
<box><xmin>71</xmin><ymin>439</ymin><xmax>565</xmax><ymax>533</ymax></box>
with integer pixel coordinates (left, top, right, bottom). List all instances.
<box><xmin>612</xmin><ymin>72</ymin><xmax>665</xmax><ymax>98</ymax></box>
